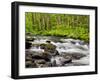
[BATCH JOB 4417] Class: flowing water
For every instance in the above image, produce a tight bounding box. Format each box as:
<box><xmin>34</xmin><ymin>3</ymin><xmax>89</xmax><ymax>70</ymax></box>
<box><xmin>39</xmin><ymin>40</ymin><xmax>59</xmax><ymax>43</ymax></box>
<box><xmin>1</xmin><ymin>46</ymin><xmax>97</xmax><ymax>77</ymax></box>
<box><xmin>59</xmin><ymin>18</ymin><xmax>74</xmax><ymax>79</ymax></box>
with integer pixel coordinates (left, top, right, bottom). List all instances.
<box><xmin>27</xmin><ymin>36</ymin><xmax>89</xmax><ymax>67</ymax></box>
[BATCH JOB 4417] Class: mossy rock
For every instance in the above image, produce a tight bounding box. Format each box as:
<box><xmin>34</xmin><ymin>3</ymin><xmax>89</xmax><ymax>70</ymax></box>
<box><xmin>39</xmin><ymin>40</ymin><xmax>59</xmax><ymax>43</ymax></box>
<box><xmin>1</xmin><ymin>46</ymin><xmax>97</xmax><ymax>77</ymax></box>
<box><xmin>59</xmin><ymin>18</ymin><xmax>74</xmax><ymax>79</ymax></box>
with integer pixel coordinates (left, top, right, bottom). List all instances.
<box><xmin>40</xmin><ymin>43</ymin><xmax>46</xmax><ymax>49</ymax></box>
<box><xmin>44</xmin><ymin>44</ymin><xmax>56</xmax><ymax>52</ymax></box>
<box><xmin>32</xmin><ymin>43</ymin><xmax>40</xmax><ymax>47</ymax></box>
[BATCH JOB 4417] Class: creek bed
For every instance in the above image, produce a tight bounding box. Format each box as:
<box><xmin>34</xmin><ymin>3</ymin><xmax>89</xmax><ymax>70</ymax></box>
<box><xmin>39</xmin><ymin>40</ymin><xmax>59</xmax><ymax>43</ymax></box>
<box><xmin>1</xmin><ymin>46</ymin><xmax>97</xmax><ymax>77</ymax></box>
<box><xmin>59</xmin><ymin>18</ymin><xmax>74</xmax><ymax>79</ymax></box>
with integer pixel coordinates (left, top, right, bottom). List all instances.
<box><xmin>25</xmin><ymin>36</ymin><xmax>89</xmax><ymax>68</ymax></box>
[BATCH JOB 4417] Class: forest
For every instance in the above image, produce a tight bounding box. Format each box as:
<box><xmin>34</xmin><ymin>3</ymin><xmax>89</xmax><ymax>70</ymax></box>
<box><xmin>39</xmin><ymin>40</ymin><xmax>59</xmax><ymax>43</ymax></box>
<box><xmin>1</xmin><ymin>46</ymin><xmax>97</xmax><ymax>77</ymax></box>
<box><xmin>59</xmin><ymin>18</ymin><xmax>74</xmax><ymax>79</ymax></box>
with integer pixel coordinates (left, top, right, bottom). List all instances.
<box><xmin>25</xmin><ymin>12</ymin><xmax>89</xmax><ymax>42</ymax></box>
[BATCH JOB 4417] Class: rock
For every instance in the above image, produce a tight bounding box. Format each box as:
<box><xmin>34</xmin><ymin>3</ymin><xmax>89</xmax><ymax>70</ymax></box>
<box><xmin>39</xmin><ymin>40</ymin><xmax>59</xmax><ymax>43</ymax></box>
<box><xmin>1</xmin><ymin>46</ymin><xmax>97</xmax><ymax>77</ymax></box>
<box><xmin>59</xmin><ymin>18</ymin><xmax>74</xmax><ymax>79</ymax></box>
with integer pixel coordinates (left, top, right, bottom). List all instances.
<box><xmin>36</xmin><ymin>64</ymin><xmax>49</xmax><ymax>68</ymax></box>
<box><xmin>61</xmin><ymin>52</ymin><xmax>86</xmax><ymax>60</ymax></box>
<box><xmin>34</xmin><ymin>59</ymin><xmax>51</xmax><ymax>68</ymax></box>
<box><xmin>42</xmin><ymin>52</ymin><xmax>51</xmax><ymax>61</ymax></box>
<box><xmin>26</xmin><ymin>35</ymin><xmax>35</xmax><ymax>41</ymax></box>
<box><xmin>25</xmin><ymin>61</ymin><xmax>33</xmax><ymax>68</ymax></box>
<box><xmin>51</xmin><ymin>56</ymin><xmax>64</xmax><ymax>66</ymax></box>
<box><xmin>63</xmin><ymin>55</ymin><xmax>72</xmax><ymax>63</ymax></box>
<box><xmin>37</xmin><ymin>62</ymin><xmax>52</xmax><ymax>68</ymax></box>
<box><xmin>46</xmin><ymin>40</ymin><xmax>51</xmax><ymax>43</ymax></box>
<box><xmin>44</xmin><ymin>43</ymin><xmax>56</xmax><ymax>52</ymax></box>
<box><xmin>40</xmin><ymin>42</ymin><xmax>60</xmax><ymax>56</ymax></box>
<box><xmin>32</xmin><ymin>55</ymin><xmax>44</xmax><ymax>60</ymax></box>
<box><xmin>26</xmin><ymin>37</ymin><xmax>35</xmax><ymax>41</ymax></box>
<box><xmin>31</xmin><ymin>52</ymin><xmax>51</xmax><ymax>62</ymax></box>
<box><xmin>34</xmin><ymin>59</ymin><xmax>46</xmax><ymax>64</ymax></box>
<box><xmin>25</xmin><ymin>41</ymin><xmax>32</xmax><ymax>49</ymax></box>
<box><xmin>48</xmin><ymin>50</ymin><xmax>59</xmax><ymax>56</ymax></box>
<box><xmin>40</xmin><ymin>43</ymin><xmax>46</xmax><ymax>49</ymax></box>
<box><xmin>26</xmin><ymin>57</ymin><xmax>32</xmax><ymax>61</ymax></box>
<box><xmin>50</xmin><ymin>55</ymin><xmax>72</xmax><ymax>66</ymax></box>
<box><xmin>25</xmin><ymin>51</ymin><xmax>33</xmax><ymax>58</ymax></box>
<box><xmin>32</xmin><ymin>44</ymin><xmax>40</xmax><ymax>48</ymax></box>
<box><xmin>26</xmin><ymin>32</ymin><xmax>33</xmax><ymax>36</ymax></box>
<box><xmin>70</xmin><ymin>41</ymin><xmax>76</xmax><ymax>44</ymax></box>
<box><xmin>31</xmin><ymin>63</ymin><xmax>37</xmax><ymax>68</ymax></box>
<box><xmin>71</xmin><ymin>53</ymin><xmax>86</xmax><ymax>59</ymax></box>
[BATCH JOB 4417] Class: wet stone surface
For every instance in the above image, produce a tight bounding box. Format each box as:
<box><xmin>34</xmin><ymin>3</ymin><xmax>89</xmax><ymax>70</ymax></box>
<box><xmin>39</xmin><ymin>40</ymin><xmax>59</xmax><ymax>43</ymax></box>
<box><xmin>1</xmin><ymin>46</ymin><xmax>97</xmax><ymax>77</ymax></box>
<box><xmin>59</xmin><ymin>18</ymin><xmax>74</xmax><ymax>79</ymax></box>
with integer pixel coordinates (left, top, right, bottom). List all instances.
<box><xmin>25</xmin><ymin>36</ymin><xmax>89</xmax><ymax>68</ymax></box>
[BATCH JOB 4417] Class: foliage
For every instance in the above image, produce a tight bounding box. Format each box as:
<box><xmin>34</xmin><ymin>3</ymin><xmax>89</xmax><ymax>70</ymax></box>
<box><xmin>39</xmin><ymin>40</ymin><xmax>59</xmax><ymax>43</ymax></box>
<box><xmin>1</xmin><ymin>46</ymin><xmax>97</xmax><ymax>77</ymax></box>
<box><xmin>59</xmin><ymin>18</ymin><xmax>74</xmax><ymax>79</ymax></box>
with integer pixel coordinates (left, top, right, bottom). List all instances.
<box><xmin>25</xmin><ymin>12</ymin><xmax>89</xmax><ymax>42</ymax></box>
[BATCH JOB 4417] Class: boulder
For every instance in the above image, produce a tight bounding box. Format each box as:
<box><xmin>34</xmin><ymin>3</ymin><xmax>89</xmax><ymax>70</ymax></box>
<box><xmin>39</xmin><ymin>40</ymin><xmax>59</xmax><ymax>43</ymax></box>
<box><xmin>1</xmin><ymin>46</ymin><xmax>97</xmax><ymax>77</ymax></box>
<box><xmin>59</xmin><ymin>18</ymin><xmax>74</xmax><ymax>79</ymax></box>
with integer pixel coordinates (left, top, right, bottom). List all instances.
<box><xmin>32</xmin><ymin>52</ymin><xmax>51</xmax><ymax>62</ymax></box>
<box><xmin>71</xmin><ymin>53</ymin><xmax>86</xmax><ymax>59</ymax></box>
<box><xmin>40</xmin><ymin>42</ymin><xmax>59</xmax><ymax>56</ymax></box>
<box><xmin>34</xmin><ymin>60</ymin><xmax>52</xmax><ymax>68</ymax></box>
<box><xmin>26</xmin><ymin>57</ymin><xmax>32</xmax><ymax>61</ymax></box>
<box><xmin>34</xmin><ymin>59</ymin><xmax>46</xmax><ymax>64</ymax></box>
<box><xmin>40</xmin><ymin>43</ymin><xmax>46</xmax><ymax>49</ymax></box>
<box><xmin>61</xmin><ymin>52</ymin><xmax>86</xmax><ymax>60</ymax></box>
<box><xmin>63</xmin><ymin>55</ymin><xmax>72</xmax><ymax>63</ymax></box>
<box><xmin>25</xmin><ymin>41</ymin><xmax>32</xmax><ymax>49</ymax></box>
<box><xmin>51</xmin><ymin>55</ymin><xmax>72</xmax><ymax>66</ymax></box>
<box><xmin>25</xmin><ymin>61</ymin><xmax>32</xmax><ymax>68</ymax></box>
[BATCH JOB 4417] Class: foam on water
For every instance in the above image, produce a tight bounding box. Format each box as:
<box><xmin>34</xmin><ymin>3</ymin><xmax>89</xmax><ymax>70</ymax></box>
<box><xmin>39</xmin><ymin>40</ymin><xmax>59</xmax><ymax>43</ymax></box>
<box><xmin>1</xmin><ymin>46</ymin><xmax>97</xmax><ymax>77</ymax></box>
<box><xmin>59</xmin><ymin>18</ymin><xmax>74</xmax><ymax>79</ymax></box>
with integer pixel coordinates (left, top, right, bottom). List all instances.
<box><xmin>27</xmin><ymin>36</ymin><xmax>89</xmax><ymax>66</ymax></box>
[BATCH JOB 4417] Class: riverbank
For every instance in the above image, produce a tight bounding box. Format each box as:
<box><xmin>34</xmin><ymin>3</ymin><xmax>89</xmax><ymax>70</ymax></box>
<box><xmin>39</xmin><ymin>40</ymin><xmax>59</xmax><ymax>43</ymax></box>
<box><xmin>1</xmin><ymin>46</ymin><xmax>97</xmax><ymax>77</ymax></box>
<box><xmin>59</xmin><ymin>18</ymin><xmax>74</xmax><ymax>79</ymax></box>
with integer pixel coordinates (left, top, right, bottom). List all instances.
<box><xmin>26</xmin><ymin>27</ymin><xmax>89</xmax><ymax>43</ymax></box>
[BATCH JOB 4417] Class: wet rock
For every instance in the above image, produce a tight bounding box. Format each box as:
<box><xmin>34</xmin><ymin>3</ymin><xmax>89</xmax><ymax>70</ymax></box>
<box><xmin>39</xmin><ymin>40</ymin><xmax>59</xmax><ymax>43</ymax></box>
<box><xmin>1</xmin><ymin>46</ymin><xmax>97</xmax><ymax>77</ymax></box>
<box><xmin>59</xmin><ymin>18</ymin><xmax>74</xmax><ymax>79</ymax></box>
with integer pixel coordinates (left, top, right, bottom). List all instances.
<box><xmin>26</xmin><ymin>32</ymin><xmax>33</xmax><ymax>36</ymax></box>
<box><xmin>25</xmin><ymin>35</ymin><xmax>35</xmax><ymax>49</ymax></box>
<box><xmin>25</xmin><ymin>61</ymin><xmax>33</xmax><ymax>68</ymax></box>
<box><xmin>36</xmin><ymin>64</ymin><xmax>49</xmax><ymax>68</ymax></box>
<box><xmin>32</xmin><ymin>53</ymin><xmax>50</xmax><ymax>62</ymax></box>
<box><xmin>26</xmin><ymin>37</ymin><xmax>35</xmax><ymax>42</ymax></box>
<box><xmin>61</xmin><ymin>52</ymin><xmax>86</xmax><ymax>60</ymax></box>
<box><xmin>70</xmin><ymin>41</ymin><xmax>76</xmax><ymax>44</ymax></box>
<box><xmin>71</xmin><ymin>53</ymin><xmax>86</xmax><ymax>59</ymax></box>
<box><xmin>34</xmin><ymin>59</ymin><xmax>51</xmax><ymax>68</ymax></box>
<box><xmin>46</xmin><ymin>40</ymin><xmax>51</xmax><ymax>43</ymax></box>
<box><xmin>40</xmin><ymin>43</ymin><xmax>46</xmax><ymax>49</ymax></box>
<box><xmin>25</xmin><ymin>51</ymin><xmax>33</xmax><ymax>58</ymax></box>
<box><xmin>42</xmin><ymin>52</ymin><xmax>51</xmax><ymax>61</ymax></box>
<box><xmin>51</xmin><ymin>55</ymin><xmax>72</xmax><ymax>66</ymax></box>
<box><xmin>40</xmin><ymin>41</ymin><xmax>59</xmax><ymax>56</ymax></box>
<box><xmin>44</xmin><ymin>43</ymin><xmax>56</xmax><ymax>52</ymax></box>
<box><xmin>32</xmin><ymin>44</ymin><xmax>40</xmax><ymax>48</ymax></box>
<box><xmin>26</xmin><ymin>35</ymin><xmax>35</xmax><ymax>41</ymax></box>
<box><xmin>26</xmin><ymin>57</ymin><xmax>32</xmax><ymax>61</ymax></box>
<box><xmin>32</xmin><ymin>55</ymin><xmax>44</xmax><ymax>60</ymax></box>
<box><xmin>25</xmin><ymin>41</ymin><xmax>32</xmax><ymax>49</ymax></box>
<box><xmin>31</xmin><ymin>63</ymin><xmax>37</xmax><ymax>68</ymax></box>
<box><xmin>48</xmin><ymin>50</ymin><xmax>59</xmax><ymax>56</ymax></box>
<box><xmin>63</xmin><ymin>55</ymin><xmax>72</xmax><ymax>63</ymax></box>
<box><xmin>34</xmin><ymin>59</ymin><xmax>46</xmax><ymax>64</ymax></box>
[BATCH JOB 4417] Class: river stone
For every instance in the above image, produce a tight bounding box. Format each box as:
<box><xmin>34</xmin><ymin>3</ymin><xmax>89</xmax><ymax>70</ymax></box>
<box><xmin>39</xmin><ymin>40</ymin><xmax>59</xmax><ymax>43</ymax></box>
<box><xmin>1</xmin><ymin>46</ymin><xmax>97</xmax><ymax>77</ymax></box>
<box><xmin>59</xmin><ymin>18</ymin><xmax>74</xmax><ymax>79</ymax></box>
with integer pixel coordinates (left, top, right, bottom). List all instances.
<box><xmin>40</xmin><ymin>42</ymin><xmax>59</xmax><ymax>56</ymax></box>
<box><xmin>51</xmin><ymin>55</ymin><xmax>72</xmax><ymax>66</ymax></box>
<box><xmin>37</xmin><ymin>62</ymin><xmax>52</xmax><ymax>68</ymax></box>
<box><xmin>40</xmin><ymin>43</ymin><xmax>46</xmax><ymax>49</ymax></box>
<box><xmin>63</xmin><ymin>55</ymin><xmax>72</xmax><ymax>64</ymax></box>
<box><xmin>26</xmin><ymin>57</ymin><xmax>32</xmax><ymax>61</ymax></box>
<box><xmin>61</xmin><ymin>52</ymin><xmax>86</xmax><ymax>60</ymax></box>
<box><xmin>34</xmin><ymin>59</ymin><xmax>46</xmax><ymax>64</ymax></box>
<box><xmin>31</xmin><ymin>52</ymin><xmax>51</xmax><ymax>62</ymax></box>
<box><xmin>26</xmin><ymin>35</ymin><xmax>35</xmax><ymax>41</ymax></box>
<box><xmin>25</xmin><ymin>41</ymin><xmax>32</xmax><ymax>49</ymax></box>
<box><xmin>25</xmin><ymin>61</ymin><xmax>33</xmax><ymax>68</ymax></box>
<box><xmin>36</xmin><ymin>64</ymin><xmax>49</xmax><ymax>68</ymax></box>
<box><xmin>71</xmin><ymin>53</ymin><xmax>86</xmax><ymax>59</ymax></box>
<box><xmin>44</xmin><ymin>43</ymin><xmax>56</xmax><ymax>52</ymax></box>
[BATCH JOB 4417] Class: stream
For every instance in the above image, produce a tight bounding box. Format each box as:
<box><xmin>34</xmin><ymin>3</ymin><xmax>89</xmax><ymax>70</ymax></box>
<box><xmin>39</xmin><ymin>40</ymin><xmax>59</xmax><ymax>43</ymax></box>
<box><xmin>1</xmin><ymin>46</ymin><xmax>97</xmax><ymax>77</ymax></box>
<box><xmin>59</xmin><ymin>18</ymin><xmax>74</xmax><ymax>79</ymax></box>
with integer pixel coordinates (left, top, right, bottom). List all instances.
<box><xmin>26</xmin><ymin>36</ymin><xmax>89</xmax><ymax>68</ymax></box>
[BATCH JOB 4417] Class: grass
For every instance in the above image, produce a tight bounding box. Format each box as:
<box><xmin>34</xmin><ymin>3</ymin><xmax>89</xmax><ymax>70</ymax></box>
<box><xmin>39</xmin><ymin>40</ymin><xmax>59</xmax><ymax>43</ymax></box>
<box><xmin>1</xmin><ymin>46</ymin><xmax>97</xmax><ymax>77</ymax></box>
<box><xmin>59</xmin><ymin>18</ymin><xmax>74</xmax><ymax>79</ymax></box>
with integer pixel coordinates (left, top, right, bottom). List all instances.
<box><xmin>26</xmin><ymin>26</ymin><xmax>89</xmax><ymax>43</ymax></box>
